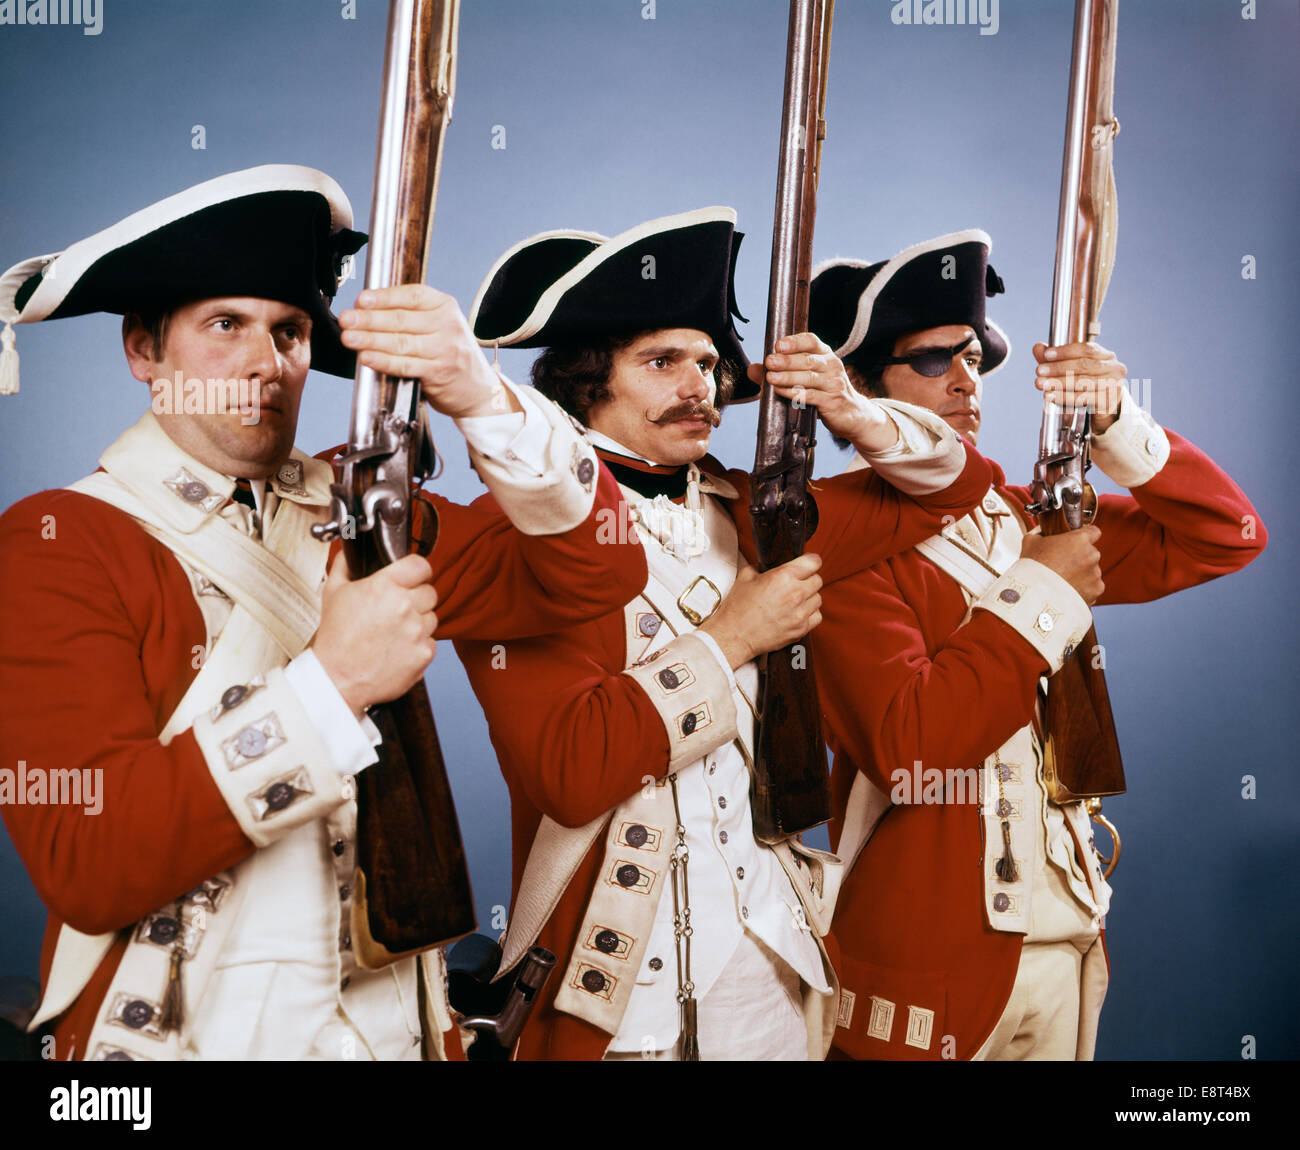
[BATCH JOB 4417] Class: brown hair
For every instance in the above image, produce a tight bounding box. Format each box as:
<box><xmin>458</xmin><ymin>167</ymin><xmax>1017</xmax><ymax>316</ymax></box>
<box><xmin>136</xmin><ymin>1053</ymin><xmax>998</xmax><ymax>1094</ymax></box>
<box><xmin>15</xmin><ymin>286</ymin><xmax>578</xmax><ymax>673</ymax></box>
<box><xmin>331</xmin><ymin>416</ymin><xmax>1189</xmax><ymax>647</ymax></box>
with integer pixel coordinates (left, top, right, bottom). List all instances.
<box><xmin>531</xmin><ymin>331</ymin><xmax>739</xmax><ymax>424</ymax></box>
<box><xmin>123</xmin><ymin>308</ymin><xmax>173</xmax><ymax>361</ymax></box>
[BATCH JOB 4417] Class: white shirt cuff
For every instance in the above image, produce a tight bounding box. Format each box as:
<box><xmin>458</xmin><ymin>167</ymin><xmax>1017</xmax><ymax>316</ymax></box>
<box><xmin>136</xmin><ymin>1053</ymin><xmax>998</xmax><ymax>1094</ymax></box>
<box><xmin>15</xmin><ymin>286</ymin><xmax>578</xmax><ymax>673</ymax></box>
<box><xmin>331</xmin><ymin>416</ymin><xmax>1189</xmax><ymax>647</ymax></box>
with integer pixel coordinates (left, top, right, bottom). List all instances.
<box><xmin>461</xmin><ymin>374</ymin><xmax>602</xmax><ymax>535</ymax></box>
<box><xmin>853</xmin><ymin>399</ymin><xmax>968</xmax><ymax>496</ymax></box>
<box><xmin>454</xmin><ymin>376</ymin><xmax>550</xmax><ymax>476</ymax></box>
<box><xmin>285</xmin><ymin>649</ymin><xmax>381</xmax><ymax>777</ymax></box>
<box><xmin>861</xmin><ymin>406</ymin><xmax>920</xmax><ymax>461</ymax></box>
<box><xmin>692</xmin><ymin>628</ymin><xmax>740</xmax><ymax>690</ymax></box>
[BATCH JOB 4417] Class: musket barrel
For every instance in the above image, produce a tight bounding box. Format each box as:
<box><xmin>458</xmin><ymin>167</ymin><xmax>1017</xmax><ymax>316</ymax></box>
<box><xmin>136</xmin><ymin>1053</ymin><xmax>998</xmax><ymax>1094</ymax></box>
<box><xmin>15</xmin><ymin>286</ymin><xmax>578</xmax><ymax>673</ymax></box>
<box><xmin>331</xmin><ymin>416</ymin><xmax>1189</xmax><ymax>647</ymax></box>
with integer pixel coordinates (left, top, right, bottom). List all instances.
<box><xmin>350</xmin><ymin>0</ymin><xmax>458</xmax><ymax>458</ymax></box>
<box><xmin>763</xmin><ymin>0</ymin><xmax>820</xmax><ymax>358</ymax></box>
<box><xmin>1042</xmin><ymin>0</ymin><xmax>1103</xmax><ymax>464</ymax></box>
<box><xmin>1050</xmin><ymin>0</ymin><xmax>1096</xmax><ymax>349</ymax></box>
<box><xmin>367</xmin><ymin>0</ymin><xmax>418</xmax><ymax>296</ymax></box>
<box><xmin>346</xmin><ymin>1</ymin><xmax>414</xmax><ymax>456</ymax></box>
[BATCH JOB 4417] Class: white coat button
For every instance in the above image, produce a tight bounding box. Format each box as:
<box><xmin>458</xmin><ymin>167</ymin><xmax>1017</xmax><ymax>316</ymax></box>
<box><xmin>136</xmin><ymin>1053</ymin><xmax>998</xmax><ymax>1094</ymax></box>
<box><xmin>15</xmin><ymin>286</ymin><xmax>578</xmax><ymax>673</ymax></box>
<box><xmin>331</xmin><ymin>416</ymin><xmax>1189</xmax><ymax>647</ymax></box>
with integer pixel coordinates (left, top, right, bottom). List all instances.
<box><xmin>1036</xmin><ymin>611</ymin><xmax>1055</xmax><ymax>632</ymax></box>
<box><xmin>718</xmin><ymin>796</ymin><xmax>727</xmax><ymax>810</ymax></box>
<box><xmin>1145</xmin><ymin>435</ymin><xmax>1160</xmax><ymax>457</ymax></box>
<box><xmin>236</xmin><ymin>726</ymin><xmax>267</xmax><ymax>757</ymax></box>
<box><xmin>719</xmin><ymin>831</ymin><xmax>728</xmax><ymax>844</ymax></box>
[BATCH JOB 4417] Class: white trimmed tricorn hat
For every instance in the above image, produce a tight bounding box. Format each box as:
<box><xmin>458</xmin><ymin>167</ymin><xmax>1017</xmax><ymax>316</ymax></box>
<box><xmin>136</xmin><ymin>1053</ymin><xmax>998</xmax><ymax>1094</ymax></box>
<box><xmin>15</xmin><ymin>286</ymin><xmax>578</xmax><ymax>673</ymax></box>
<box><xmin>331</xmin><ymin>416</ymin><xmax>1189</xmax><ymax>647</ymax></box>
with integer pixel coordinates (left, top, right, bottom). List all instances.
<box><xmin>469</xmin><ymin>206</ymin><xmax>757</xmax><ymax>400</ymax></box>
<box><xmin>0</xmin><ymin>164</ymin><xmax>367</xmax><ymax>379</ymax></box>
<box><xmin>809</xmin><ymin>229</ymin><xmax>1010</xmax><ymax>377</ymax></box>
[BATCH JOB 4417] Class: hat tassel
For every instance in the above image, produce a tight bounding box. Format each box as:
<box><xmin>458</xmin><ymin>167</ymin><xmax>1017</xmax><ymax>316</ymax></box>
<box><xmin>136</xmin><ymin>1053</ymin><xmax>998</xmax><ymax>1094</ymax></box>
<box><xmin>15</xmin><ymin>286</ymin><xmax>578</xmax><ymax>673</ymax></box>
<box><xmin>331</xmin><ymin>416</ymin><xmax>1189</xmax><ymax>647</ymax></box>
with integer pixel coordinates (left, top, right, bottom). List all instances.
<box><xmin>0</xmin><ymin>323</ymin><xmax>18</xmax><ymax>396</ymax></box>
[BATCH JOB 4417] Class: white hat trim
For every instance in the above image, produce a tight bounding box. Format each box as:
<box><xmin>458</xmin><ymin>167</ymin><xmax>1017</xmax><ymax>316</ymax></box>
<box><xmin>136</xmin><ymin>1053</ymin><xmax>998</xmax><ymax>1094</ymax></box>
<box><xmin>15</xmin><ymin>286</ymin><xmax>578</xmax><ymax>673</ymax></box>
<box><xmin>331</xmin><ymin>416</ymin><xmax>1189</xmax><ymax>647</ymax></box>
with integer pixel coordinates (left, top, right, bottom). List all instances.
<box><xmin>982</xmin><ymin>317</ymin><xmax>1012</xmax><ymax>378</ymax></box>
<box><xmin>468</xmin><ymin>226</ymin><xmax>607</xmax><ymax>344</ymax></box>
<box><xmin>469</xmin><ymin>206</ymin><xmax>737</xmax><ymax>348</ymax></box>
<box><xmin>0</xmin><ymin>165</ymin><xmax>354</xmax><ymax>325</ymax></box>
<box><xmin>816</xmin><ymin>228</ymin><xmax>994</xmax><ymax>358</ymax></box>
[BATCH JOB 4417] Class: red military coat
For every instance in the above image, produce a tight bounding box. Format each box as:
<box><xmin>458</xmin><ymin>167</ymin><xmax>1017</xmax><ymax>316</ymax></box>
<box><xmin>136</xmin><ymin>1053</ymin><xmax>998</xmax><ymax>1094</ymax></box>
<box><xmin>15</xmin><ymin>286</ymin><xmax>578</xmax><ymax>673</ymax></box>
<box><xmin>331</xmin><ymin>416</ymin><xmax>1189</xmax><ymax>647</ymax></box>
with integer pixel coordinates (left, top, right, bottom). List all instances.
<box><xmin>0</xmin><ymin>464</ymin><xmax>646</xmax><ymax>1060</ymax></box>
<box><xmin>816</xmin><ymin>432</ymin><xmax>1266</xmax><ymax>1060</ymax></box>
<box><xmin>455</xmin><ymin>443</ymin><xmax>992</xmax><ymax>1061</ymax></box>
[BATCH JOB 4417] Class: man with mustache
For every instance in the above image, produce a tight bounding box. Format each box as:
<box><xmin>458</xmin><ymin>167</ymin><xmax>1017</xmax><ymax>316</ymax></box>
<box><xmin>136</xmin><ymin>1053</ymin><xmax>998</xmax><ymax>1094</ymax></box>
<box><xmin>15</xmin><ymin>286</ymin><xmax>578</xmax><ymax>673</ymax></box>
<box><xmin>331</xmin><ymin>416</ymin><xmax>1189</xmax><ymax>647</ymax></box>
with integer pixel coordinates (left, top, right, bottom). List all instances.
<box><xmin>455</xmin><ymin>208</ymin><xmax>994</xmax><ymax>1060</ymax></box>
<box><xmin>0</xmin><ymin>166</ymin><xmax>647</xmax><ymax>1061</ymax></box>
<box><xmin>808</xmin><ymin>231</ymin><xmax>1266</xmax><ymax>1060</ymax></box>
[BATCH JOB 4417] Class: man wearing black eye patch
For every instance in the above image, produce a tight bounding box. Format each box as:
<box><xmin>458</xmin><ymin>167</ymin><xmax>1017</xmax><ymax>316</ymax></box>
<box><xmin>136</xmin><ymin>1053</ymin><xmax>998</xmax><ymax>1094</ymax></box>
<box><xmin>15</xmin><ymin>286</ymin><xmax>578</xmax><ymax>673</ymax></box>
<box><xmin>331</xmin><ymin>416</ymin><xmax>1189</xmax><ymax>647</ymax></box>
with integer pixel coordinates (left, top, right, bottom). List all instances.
<box><xmin>807</xmin><ymin>230</ymin><xmax>1265</xmax><ymax>1062</ymax></box>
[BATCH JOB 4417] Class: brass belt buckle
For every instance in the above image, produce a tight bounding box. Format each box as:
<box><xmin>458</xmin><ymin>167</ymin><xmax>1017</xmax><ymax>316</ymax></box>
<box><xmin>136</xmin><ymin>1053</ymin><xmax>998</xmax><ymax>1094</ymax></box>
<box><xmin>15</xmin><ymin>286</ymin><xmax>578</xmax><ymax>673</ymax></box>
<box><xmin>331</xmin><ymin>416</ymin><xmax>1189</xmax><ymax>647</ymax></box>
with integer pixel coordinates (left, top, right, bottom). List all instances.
<box><xmin>677</xmin><ymin>575</ymin><xmax>722</xmax><ymax>625</ymax></box>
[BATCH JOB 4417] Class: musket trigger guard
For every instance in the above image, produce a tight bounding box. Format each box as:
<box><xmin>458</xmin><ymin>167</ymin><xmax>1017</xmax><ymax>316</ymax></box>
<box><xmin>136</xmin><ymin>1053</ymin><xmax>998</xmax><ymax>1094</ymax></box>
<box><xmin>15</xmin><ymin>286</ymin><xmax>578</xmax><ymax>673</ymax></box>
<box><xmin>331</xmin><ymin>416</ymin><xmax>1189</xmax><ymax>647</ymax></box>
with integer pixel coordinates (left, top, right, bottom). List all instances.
<box><xmin>1081</xmin><ymin>482</ymin><xmax>1098</xmax><ymax>526</ymax></box>
<box><xmin>1085</xmin><ymin>796</ymin><xmax>1121</xmax><ymax>879</ymax></box>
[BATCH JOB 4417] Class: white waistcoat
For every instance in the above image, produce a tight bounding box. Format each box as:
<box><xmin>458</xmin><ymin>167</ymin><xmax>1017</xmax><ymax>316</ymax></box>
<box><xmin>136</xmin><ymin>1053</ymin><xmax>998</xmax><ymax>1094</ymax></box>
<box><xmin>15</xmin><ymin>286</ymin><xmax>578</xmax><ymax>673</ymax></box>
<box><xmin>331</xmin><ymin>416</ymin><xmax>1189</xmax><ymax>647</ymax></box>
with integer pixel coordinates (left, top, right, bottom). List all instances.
<box><xmin>605</xmin><ymin>479</ymin><xmax>829</xmax><ymax>1052</ymax></box>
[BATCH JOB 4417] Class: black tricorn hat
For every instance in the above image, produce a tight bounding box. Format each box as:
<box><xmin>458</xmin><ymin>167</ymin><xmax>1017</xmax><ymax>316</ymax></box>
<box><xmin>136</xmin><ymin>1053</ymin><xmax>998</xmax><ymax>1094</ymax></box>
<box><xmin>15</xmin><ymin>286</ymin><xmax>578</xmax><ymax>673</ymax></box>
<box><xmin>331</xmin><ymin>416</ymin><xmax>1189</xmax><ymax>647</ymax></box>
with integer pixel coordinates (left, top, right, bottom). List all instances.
<box><xmin>0</xmin><ymin>165</ymin><xmax>367</xmax><ymax>378</ymax></box>
<box><xmin>470</xmin><ymin>206</ymin><xmax>757</xmax><ymax>401</ymax></box>
<box><xmin>809</xmin><ymin>229</ymin><xmax>1010</xmax><ymax>378</ymax></box>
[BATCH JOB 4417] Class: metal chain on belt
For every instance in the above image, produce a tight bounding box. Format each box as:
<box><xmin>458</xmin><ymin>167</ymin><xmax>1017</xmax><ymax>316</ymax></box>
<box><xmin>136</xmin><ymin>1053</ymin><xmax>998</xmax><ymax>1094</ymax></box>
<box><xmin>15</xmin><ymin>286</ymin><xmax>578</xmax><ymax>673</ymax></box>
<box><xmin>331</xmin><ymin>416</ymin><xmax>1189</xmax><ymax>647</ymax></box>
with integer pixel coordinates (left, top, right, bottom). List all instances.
<box><xmin>667</xmin><ymin>772</ymin><xmax>699</xmax><ymax>1061</ymax></box>
<box><xmin>992</xmin><ymin>752</ymin><xmax>1020</xmax><ymax>884</ymax></box>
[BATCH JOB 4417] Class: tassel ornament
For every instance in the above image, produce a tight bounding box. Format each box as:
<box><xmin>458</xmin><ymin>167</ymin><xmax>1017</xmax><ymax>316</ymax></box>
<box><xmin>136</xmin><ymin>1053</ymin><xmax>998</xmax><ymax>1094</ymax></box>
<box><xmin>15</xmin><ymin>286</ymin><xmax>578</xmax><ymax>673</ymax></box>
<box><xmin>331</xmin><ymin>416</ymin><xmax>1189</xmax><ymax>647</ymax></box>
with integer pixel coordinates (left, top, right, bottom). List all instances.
<box><xmin>0</xmin><ymin>323</ymin><xmax>18</xmax><ymax>396</ymax></box>
<box><xmin>678</xmin><ymin>998</ymin><xmax>700</xmax><ymax>1062</ymax></box>
<box><xmin>159</xmin><ymin>945</ymin><xmax>185</xmax><ymax>1033</ymax></box>
<box><xmin>996</xmin><ymin>819</ymin><xmax>1020</xmax><ymax>884</ymax></box>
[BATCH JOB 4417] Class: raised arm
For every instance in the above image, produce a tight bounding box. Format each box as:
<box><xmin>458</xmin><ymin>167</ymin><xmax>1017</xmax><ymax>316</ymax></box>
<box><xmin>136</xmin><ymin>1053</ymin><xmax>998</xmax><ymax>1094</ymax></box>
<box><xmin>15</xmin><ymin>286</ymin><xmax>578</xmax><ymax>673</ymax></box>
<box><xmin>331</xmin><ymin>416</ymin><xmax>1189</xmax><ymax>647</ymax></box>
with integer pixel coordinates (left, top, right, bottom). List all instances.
<box><xmin>338</xmin><ymin>284</ymin><xmax>647</xmax><ymax>637</ymax></box>
<box><xmin>820</xmin><ymin>413</ymin><xmax>1266</xmax><ymax>795</ymax></box>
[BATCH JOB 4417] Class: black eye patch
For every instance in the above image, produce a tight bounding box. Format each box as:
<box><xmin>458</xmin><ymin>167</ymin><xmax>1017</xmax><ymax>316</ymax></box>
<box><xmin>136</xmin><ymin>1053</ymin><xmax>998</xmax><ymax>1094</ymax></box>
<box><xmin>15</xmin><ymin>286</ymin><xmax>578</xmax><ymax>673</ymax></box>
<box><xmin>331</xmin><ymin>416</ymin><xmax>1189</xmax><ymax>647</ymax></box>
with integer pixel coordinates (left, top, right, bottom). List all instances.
<box><xmin>881</xmin><ymin>335</ymin><xmax>977</xmax><ymax>377</ymax></box>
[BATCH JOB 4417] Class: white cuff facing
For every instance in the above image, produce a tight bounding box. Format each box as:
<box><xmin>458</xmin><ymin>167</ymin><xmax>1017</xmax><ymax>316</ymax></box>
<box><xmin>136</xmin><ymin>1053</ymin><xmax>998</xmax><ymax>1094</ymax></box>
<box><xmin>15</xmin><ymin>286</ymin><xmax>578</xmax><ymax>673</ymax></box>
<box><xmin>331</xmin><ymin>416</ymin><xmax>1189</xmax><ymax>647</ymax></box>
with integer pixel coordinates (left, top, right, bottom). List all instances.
<box><xmin>190</xmin><ymin>667</ymin><xmax>354</xmax><ymax>847</ymax></box>
<box><xmin>972</xmin><ymin>557</ymin><xmax>1093</xmax><ymax>674</ymax></box>
<box><xmin>624</xmin><ymin>633</ymin><xmax>740</xmax><ymax>771</ymax></box>
<box><xmin>1090</xmin><ymin>386</ymin><xmax>1170</xmax><ymax>489</ymax></box>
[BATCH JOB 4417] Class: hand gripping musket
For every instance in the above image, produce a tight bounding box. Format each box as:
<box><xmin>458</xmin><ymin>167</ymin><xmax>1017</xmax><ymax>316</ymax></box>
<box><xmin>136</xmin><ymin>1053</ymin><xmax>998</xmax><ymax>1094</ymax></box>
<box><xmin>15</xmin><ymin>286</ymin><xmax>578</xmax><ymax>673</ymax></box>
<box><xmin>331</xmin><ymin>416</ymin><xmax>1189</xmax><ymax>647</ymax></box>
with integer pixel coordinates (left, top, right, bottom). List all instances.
<box><xmin>748</xmin><ymin>0</ymin><xmax>835</xmax><ymax>843</ymax></box>
<box><xmin>1025</xmin><ymin>0</ymin><xmax>1124</xmax><ymax>874</ymax></box>
<box><xmin>311</xmin><ymin>0</ymin><xmax>476</xmax><ymax>964</ymax></box>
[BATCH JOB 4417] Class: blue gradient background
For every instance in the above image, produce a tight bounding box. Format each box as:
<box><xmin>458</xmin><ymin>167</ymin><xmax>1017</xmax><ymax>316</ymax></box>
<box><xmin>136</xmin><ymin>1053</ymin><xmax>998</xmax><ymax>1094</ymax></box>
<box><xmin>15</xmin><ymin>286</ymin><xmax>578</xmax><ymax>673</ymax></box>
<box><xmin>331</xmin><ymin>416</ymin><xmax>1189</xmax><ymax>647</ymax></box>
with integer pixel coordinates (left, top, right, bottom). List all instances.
<box><xmin>0</xmin><ymin>0</ymin><xmax>1295</xmax><ymax>1060</ymax></box>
